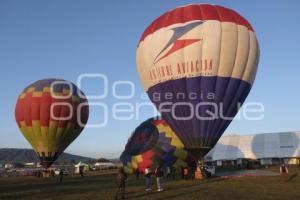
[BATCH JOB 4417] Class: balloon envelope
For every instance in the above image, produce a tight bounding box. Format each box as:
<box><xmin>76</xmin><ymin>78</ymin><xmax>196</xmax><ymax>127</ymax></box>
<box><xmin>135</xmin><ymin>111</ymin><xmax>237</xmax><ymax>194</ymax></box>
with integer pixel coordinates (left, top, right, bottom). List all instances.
<box><xmin>136</xmin><ymin>4</ymin><xmax>259</xmax><ymax>160</ymax></box>
<box><xmin>120</xmin><ymin>118</ymin><xmax>194</xmax><ymax>173</ymax></box>
<box><xmin>15</xmin><ymin>78</ymin><xmax>89</xmax><ymax>168</ymax></box>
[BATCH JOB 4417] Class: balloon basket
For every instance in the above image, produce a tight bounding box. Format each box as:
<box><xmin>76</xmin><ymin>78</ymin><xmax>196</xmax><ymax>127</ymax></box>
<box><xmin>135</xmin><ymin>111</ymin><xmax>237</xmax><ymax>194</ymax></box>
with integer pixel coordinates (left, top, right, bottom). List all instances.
<box><xmin>42</xmin><ymin>171</ymin><xmax>50</xmax><ymax>178</ymax></box>
<box><xmin>195</xmin><ymin>170</ymin><xmax>205</xmax><ymax>180</ymax></box>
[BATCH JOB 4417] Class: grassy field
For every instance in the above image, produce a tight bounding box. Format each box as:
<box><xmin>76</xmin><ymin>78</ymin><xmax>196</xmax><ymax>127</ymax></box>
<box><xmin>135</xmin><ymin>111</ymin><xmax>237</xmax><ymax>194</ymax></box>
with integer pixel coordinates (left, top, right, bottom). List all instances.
<box><xmin>1</xmin><ymin>167</ymin><xmax>300</xmax><ymax>200</ymax></box>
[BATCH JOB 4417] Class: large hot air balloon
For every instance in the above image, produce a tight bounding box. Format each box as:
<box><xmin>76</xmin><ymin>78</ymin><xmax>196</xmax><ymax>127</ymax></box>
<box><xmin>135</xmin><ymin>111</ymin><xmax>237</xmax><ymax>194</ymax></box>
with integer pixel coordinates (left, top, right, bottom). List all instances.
<box><xmin>136</xmin><ymin>4</ymin><xmax>259</xmax><ymax>161</ymax></box>
<box><xmin>15</xmin><ymin>78</ymin><xmax>89</xmax><ymax>168</ymax></box>
<box><xmin>120</xmin><ymin>118</ymin><xmax>194</xmax><ymax>174</ymax></box>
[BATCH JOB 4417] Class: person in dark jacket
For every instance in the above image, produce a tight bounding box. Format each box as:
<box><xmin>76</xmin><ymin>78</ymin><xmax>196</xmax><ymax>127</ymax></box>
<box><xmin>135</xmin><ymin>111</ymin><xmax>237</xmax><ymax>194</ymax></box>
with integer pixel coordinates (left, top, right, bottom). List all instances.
<box><xmin>135</xmin><ymin>168</ymin><xmax>140</xmax><ymax>180</ymax></box>
<box><xmin>58</xmin><ymin>169</ymin><xmax>64</xmax><ymax>183</ymax></box>
<box><xmin>115</xmin><ymin>167</ymin><xmax>127</xmax><ymax>200</ymax></box>
<box><xmin>144</xmin><ymin>166</ymin><xmax>152</xmax><ymax>191</ymax></box>
<box><xmin>166</xmin><ymin>167</ymin><xmax>171</xmax><ymax>178</ymax></box>
<box><xmin>183</xmin><ymin>167</ymin><xmax>189</xmax><ymax>180</ymax></box>
<box><xmin>171</xmin><ymin>167</ymin><xmax>176</xmax><ymax>180</ymax></box>
<box><xmin>155</xmin><ymin>165</ymin><xmax>164</xmax><ymax>192</ymax></box>
<box><xmin>79</xmin><ymin>166</ymin><xmax>84</xmax><ymax>178</ymax></box>
<box><xmin>280</xmin><ymin>163</ymin><xmax>289</xmax><ymax>181</ymax></box>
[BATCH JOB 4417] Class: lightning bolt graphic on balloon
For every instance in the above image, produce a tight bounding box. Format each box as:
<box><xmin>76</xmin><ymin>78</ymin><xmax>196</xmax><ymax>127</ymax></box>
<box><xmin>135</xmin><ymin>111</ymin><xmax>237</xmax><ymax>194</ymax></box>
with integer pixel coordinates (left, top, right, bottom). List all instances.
<box><xmin>154</xmin><ymin>21</ymin><xmax>203</xmax><ymax>64</ymax></box>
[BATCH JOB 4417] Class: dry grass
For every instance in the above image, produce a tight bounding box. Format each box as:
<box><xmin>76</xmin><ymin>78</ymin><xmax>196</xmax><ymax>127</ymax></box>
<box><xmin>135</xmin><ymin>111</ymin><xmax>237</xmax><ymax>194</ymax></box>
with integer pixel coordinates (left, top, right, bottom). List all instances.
<box><xmin>0</xmin><ymin>168</ymin><xmax>300</xmax><ymax>200</ymax></box>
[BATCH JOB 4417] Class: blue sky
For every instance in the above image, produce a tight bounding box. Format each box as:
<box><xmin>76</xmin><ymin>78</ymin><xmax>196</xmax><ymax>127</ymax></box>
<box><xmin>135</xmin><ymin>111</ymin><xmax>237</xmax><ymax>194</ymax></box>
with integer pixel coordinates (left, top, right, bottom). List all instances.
<box><xmin>0</xmin><ymin>0</ymin><xmax>300</xmax><ymax>158</ymax></box>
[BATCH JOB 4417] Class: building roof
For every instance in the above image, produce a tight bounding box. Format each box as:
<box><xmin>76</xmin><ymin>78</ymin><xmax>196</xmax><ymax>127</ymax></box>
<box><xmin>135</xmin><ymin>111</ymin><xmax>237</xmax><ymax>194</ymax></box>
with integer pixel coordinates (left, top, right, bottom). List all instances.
<box><xmin>205</xmin><ymin>132</ymin><xmax>300</xmax><ymax>161</ymax></box>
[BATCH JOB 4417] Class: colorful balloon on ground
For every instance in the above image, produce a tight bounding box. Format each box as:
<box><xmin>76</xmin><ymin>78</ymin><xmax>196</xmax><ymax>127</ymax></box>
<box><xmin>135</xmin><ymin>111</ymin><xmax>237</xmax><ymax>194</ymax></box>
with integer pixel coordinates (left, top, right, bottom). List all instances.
<box><xmin>120</xmin><ymin>118</ymin><xmax>194</xmax><ymax>174</ymax></box>
<box><xmin>136</xmin><ymin>4</ymin><xmax>259</xmax><ymax>160</ymax></box>
<box><xmin>15</xmin><ymin>78</ymin><xmax>89</xmax><ymax>168</ymax></box>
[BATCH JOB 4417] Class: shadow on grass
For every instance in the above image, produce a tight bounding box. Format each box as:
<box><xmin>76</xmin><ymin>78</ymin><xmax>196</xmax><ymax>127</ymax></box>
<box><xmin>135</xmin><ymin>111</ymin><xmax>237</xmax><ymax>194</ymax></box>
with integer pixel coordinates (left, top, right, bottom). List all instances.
<box><xmin>128</xmin><ymin>177</ymin><xmax>227</xmax><ymax>199</ymax></box>
<box><xmin>157</xmin><ymin>189</ymin><xmax>203</xmax><ymax>200</ymax></box>
<box><xmin>287</xmin><ymin>173</ymin><xmax>297</xmax><ymax>182</ymax></box>
<box><xmin>0</xmin><ymin>173</ymin><xmax>230</xmax><ymax>200</ymax></box>
<box><xmin>0</xmin><ymin>174</ymin><xmax>119</xmax><ymax>200</ymax></box>
<box><xmin>0</xmin><ymin>174</ymin><xmax>117</xmax><ymax>194</ymax></box>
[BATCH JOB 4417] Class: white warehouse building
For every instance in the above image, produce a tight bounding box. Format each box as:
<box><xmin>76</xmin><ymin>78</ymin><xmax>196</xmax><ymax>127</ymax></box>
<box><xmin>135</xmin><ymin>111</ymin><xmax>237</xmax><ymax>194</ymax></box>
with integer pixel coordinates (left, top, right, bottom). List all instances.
<box><xmin>205</xmin><ymin>132</ymin><xmax>300</xmax><ymax>166</ymax></box>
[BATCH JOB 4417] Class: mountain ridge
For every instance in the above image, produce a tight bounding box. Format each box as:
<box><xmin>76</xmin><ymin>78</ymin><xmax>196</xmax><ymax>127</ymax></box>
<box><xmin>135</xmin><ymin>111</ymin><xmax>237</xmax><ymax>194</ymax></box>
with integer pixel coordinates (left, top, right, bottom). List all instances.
<box><xmin>0</xmin><ymin>148</ymin><xmax>96</xmax><ymax>164</ymax></box>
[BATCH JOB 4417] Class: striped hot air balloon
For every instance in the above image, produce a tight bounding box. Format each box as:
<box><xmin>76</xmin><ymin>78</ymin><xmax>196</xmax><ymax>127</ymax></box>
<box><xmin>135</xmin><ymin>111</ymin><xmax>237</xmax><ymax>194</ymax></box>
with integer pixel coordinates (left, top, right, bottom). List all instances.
<box><xmin>136</xmin><ymin>4</ymin><xmax>259</xmax><ymax>161</ymax></box>
<box><xmin>120</xmin><ymin>118</ymin><xmax>195</xmax><ymax>174</ymax></box>
<box><xmin>15</xmin><ymin>78</ymin><xmax>89</xmax><ymax>168</ymax></box>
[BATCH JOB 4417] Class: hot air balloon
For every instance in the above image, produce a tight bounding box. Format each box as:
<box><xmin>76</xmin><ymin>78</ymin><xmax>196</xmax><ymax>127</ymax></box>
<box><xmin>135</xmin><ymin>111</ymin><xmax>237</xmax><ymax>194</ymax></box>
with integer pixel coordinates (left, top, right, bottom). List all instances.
<box><xmin>136</xmin><ymin>4</ymin><xmax>259</xmax><ymax>161</ymax></box>
<box><xmin>15</xmin><ymin>78</ymin><xmax>89</xmax><ymax>168</ymax></box>
<box><xmin>120</xmin><ymin>117</ymin><xmax>195</xmax><ymax>174</ymax></box>
<box><xmin>120</xmin><ymin>118</ymin><xmax>194</xmax><ymax>174</ymax></box>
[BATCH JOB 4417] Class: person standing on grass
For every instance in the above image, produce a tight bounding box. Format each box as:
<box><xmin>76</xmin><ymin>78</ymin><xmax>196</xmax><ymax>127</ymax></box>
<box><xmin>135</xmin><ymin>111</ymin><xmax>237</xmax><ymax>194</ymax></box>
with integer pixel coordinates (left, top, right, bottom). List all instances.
<box><xmin>144</xmin><ymin>166</ymin><xmax>152</xmax><ymax>191</ymax></box>
<box><xmin>79</xmin><ymin>166</ymin><xmax>84</xmax><ymax>178</ymax></box>
<box><xmin>166</xmin><ymin>167</ymin><xmax>171</xmax><ymax>178</ymax></box>
<box><xmin>135</xmin><ymin>168</ymin><xmax>140</xmax><ymax>180</ymax></box>
<box><xmin>183</xmin><ymin>167</ymin><xmax>189</xmax><ymax>180</ymax></box>
<box><xmin>280</xmin><ymin>163</ymin><xmax>289</xmax><ymax>180</ymax></box>
<box><xmin>171</xmin><ymin>167</ymin><xmax>176</xmax><ymax>180</ymax></box>
<box><xmin>155</xmin><ymin>165</ymin><xmax>164</xmax><ymax>192</ymax></box>
<box><xmin>58</xmin><ymin>169</ymin><xmax>64</xmax><ymax>183</ymax></box>
<box><xmin>115</xmin><ymin>167</ymin><xmax>127</xmax><ymax>200</ymax></box>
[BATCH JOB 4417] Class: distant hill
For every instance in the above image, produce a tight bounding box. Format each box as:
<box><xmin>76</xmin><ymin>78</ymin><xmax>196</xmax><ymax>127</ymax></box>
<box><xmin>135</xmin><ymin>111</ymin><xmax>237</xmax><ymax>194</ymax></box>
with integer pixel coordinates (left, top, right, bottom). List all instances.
<box><xmin>96</xmin><ymin>158</ymin><xmax>111</xmax><ymax>163</ymax></box>
<box><xmin>0</xmin><ymin>148</ymin><xmax>95</xmax><ymax>164</ymax></box>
